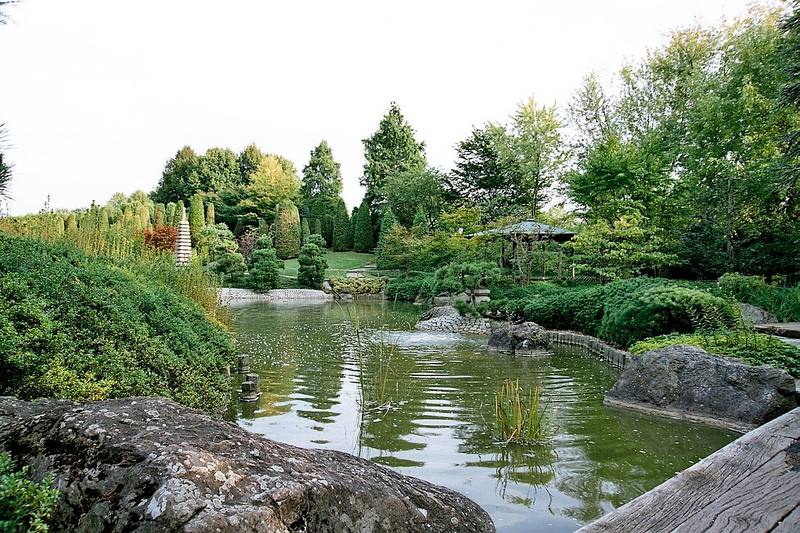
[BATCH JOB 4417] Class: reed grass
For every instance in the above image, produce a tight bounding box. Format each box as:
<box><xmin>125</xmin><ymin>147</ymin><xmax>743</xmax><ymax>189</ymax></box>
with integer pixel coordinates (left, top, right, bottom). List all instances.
<box><xmin>495</xmin><ymin>379</ymin><xmax>550</xmax><ymax>444</ymax></box>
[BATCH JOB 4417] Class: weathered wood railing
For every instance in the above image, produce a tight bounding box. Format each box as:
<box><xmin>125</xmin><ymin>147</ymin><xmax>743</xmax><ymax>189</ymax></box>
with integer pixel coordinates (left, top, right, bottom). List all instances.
<box><xmin>578</xmin><ymin>406</ymin><xmax>800</xmax><ymax>532</ymax></box>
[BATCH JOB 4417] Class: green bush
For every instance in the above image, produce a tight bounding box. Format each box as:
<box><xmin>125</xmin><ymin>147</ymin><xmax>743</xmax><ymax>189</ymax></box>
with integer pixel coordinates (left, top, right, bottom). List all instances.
<box><xmin>248</xmin><ymin>235</ymin><xmax>283</xmax><ymax>291</ymax></box>
<box><xmin>273</xmin><ymin>200</ymin><xmax>302</xmax><ymax>259</ymax></box>
<box><xmin>716</xmin><ymin>272</ymin><xmax>800</xmax><ymax>321</ymax></box>
<box><xmin>433</xmin><ymin>261</ymin><xmax>502</xmax><ymax>295</ymax></box>
<box><xmin>631</xmin><ymin>330</ymin><xmax>800</xmax><ymax>377</ymax></box>
<box><xmin>0</xmin><ymin>234</ymin><xmax>236</xmax><ymax>412</ymax></box>
<box><xmin>598</xmin><ymin>284</ymin><xmax>738</xmax><ymax>347</ymax></box>
<box><xmin>385</xmin><ymin>274</ymin><xmax>437</xmax><ymax>301</ymax></box>
<box><xmin>0</xmin><ymin>452</ymin><xmax>59</xmax><ymax>533</ymax></box>
<box><xmin>328</xmin><ymin>276</ymin><xmax>388</xmax><ymax>295</ymax></box>
<box><xmin>297</xmin><ymin>242</ymin><xmax>327</xmax><ymax>289</ymax></box>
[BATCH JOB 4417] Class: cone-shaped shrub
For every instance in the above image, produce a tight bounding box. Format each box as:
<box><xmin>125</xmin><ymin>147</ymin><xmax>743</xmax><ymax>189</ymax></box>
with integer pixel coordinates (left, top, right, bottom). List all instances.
<box><xmin>273</xmin><ymin>200</ymin><xmax>301</xmax><ymax>259</ymax></box>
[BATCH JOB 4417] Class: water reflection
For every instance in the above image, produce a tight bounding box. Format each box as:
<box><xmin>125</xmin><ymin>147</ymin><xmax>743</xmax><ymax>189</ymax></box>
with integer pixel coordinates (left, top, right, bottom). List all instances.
<box><xmin>229</xmin><ymin>300</ymin><xmax>737</xmax><ymax>532</ymax></box>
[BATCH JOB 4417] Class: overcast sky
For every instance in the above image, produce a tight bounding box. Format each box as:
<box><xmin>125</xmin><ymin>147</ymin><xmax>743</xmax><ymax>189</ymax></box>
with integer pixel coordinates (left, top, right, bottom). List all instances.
<box><xmin>0</xmin><ymin>0</ymin><xmax>764</xmax><ymax>215</ymax></box>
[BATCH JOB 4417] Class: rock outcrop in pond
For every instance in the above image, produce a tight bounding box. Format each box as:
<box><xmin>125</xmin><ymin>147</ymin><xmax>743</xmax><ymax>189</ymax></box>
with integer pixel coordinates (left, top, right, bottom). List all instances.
<box><xmin>0</xmin><ymin>397</ymin><xmax>495</xmax><ymax>533</ymax></box>
<box><xmin>605</xmin><ymin>345</ymin><xmax>797</xmax><ymax>431</ymax></box>
<box><xmin>415</xmin><ymin>306</ymin><xmax>491</xmax><ymax>335</ymax></box>
<box><xmin>488</xmin><ymin>322</ymin><xmax>550</xmax><ymax>352</ymax></box>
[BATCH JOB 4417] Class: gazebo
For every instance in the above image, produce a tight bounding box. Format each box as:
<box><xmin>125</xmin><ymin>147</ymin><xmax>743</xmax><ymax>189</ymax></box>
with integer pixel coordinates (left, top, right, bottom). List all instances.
<box><xmin>468</xmin><ymin>219</ymin><xmax>576</xmax><ymax>280</ymax></box>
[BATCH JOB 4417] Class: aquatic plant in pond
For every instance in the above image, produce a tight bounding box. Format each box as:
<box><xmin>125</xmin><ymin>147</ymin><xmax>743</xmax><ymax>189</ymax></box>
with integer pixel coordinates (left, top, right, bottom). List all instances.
<box><xmin>495</xmin><ymin>379</ymin><xmax>550</xmax><ymax>444</ymax></box>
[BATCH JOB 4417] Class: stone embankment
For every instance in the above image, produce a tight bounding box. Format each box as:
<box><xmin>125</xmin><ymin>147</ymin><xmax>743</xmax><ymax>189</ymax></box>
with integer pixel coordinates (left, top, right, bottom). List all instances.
<box><xmin>488</xmin><ymin>322</ymin><xmax>550</xmax><ymax>351</ymax></box>
<box><xmin>415</xmin><ymin>306</ymin><xmax>491</xmax><ymax>335</ymax></box>
<box><xmin>0</xmin><ymin>397</ymin><xmax>495</xmax><ymax>533</ymax></box>
<box><xmin>219</xmin><ymin>288</ymin><xmax>333</xmax><ymax>304</ymax></box>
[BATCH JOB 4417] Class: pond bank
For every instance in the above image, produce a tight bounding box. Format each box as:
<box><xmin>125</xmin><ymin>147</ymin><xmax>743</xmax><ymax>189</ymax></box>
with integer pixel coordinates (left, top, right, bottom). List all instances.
<box><xmin>219</xmin><ymin>287</ymin><xmax>333</xmax><ymax>303</ymax></box>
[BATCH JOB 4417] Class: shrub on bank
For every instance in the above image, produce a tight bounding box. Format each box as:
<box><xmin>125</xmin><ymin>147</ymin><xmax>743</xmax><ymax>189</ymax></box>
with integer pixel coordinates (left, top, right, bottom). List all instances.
<box><xmin>630</xmin><ymin>330</ymin><xmax>800</xmax><ymax>377</ymax></box>
<box><xmin>385</xmin><ymin>273</ymin><xmax>437</xmax><ymax>301</ymax></box>
<box><xmin>328</xmin><ymin>276</ymin><xmax>388</xmax><ymax>295</ymax></box>
<box><xmin>0</xmin><ymin>452</ymin><xmax>59</xmax><ymax>533</ymax></box>
<box><xmin>0</xmin><ymin>234</ymin><xmax>236</xmax><ymax>412</ymax></box>
<box><xmin>716</xmin><ymin>272</ymin><xmax>800</xmax><ymax>322</ymax></box>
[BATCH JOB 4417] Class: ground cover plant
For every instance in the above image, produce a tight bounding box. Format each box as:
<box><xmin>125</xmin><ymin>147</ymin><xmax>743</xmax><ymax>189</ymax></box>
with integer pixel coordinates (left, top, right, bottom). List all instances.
<box><xmin>0</xmin><ymin>452</ymin><xmax>58</xmax><ymax>533</ymax></box>
<box><xmin>0</xmin><ymin>234</ymin><xmax>236</xmax><ymax>412</ymax></box>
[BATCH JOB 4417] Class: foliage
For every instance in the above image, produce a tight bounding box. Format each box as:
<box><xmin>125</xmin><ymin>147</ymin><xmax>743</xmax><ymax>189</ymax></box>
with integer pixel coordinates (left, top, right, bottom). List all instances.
<box><xmin>361</xmin><ymin>102</ymin><xmax>426</xmax><ymax>207</ymax></box>
<box><xmin>566</xmin><ymin>214</ymin><xmax>679</xmax><ymax>281</ymax></box>
<box><xmin>188</xmin><ymin>193</ymin><xmax>205</xmax><ymax>244</ymax></box>
<box><xmin>328</xmin><ymin>276</ymin><xmax>388</xmax><ymax>295</ymax></box>
<box><xmin>0</xmin><ymin>235</ymin><xmax>236</xmax><ymax>412</ymax></box>
<box><xmin>273</xmin><ymin>200</ymin><xmax>302</xmax><ymax>259</ymax></box>
<box><xmin>631</xmin><ymin>329</ymin><xmax>800</xmax><ymax>377</ymax></box>
<box><xmin>495</xmin><ymin>379</ymin><xmax>549</xmax><ymax>444</ymax></box>
<box><xmin>0</xmin><ymin>452</ymin><xmax>59</xmax><ymax>533</ymax></box>
<box><xmin>352</xmin><ymin>199</ymin><xmax>373</xmax><ymax>252</ymax></box>
<box><xmin>151</xmin><ymin>146</ymin><xmax>200</xmax><ymax>204</ymax></box>
<box><xmin>331</xmin><ymin>198</ymin><xmax>351</xmax><ymax>251</ymax></box>
<box><xmin>375</xmin><ymin>208</ymin><xmax>397</xmax><ymax>269</ymax></box>
<box><xmin>248</xmin><ymin>235</ymin><xmax>283</xmax><ymax>291</ymax></box>
<box><xmin>143</xmin><ymin>225</ymin><xmax>177</xmax><ymax>251</ymax></box>
<box><xmin>197</xmin><ymin>223</ymin><xmax>247</xmax><ymax>285</ymax></box>
<box><xmin>382</xmin><ymin>168</ymin><xmax>445</xmax><ymax>229</ymax></box>
<box><xmin>301</xmin><ymin>140</ymin><xmax>343</xmax><ymax>201</ymax></box>
<box><xmin>300</xmin><ymin>218</ymin><xmax>310</xmax><ymax>244</ymax></box>
<box><xmin>242</xmin><ymin>155</ymin><xmax>301</xmax><ymax>224</ymax></box>
<box><xmin>433</xmin><ymin>261</ymin><xmax>502</xmax><ymax>295</ymax></box>
<box><xmin>716</xmin><ymin>273</ymin><xmax>800</xmax><ymax>321</ymax></box>
<box><xmin>205</xmin><ymin>202</ymin><xmax>215</xmax><ymax>226</ymax></box>
<box><xmin>297</xmin><ymin>240</ymin><xmax>327</xmax><ymax>289</ymax></box>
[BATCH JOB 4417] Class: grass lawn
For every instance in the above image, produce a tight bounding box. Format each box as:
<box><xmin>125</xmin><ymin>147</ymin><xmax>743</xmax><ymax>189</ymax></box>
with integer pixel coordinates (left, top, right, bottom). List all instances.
<box><xmin>280</xmin><ymin>250</ymin><xmax>375</xmax><ymax>286</ymax></box>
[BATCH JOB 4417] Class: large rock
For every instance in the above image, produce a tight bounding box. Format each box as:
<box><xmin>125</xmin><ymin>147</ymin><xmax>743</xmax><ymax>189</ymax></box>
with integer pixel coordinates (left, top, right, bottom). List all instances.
<box><xmin>605</xmin><ymin>345</ymin><xmax>797</xmax><ymax>430</ymax></box>
<box><xmin>488</xmin><ymin>322</ymin><xmax>550</xmax><ymax>352</ymax></box>
<box><xmin>0</xmin><ymin>397</ymin><xmax>494</xmax><ymax>533</ymax></box>
<box><xmin>415</xmin><ymin>306</ymin><xmax>491</xmax><ymax>335</ymax></box>
<box><xmin>738</xmin><ymin>302</ymin><xmax>777</xmax><ymax>325</ymax></box>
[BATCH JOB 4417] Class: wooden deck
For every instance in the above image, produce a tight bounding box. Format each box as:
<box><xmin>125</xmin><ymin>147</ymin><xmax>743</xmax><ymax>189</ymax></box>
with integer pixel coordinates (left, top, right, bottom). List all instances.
<box><xmin>579</xmin><ymin>407</ymin><xmax>800</xmax><ymax>532</ymax></box>
<box><xmin>754</xmin><ymin>322</ymin><xmax>800</xmax><ymax>339</ymax></box>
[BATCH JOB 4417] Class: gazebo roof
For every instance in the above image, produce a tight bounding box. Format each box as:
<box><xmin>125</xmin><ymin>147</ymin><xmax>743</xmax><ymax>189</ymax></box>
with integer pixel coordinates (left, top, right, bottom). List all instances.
<box><xmin>468</xmin><ymin>219</ymin><xmax>576</xmax><ymax>241</ymax></box>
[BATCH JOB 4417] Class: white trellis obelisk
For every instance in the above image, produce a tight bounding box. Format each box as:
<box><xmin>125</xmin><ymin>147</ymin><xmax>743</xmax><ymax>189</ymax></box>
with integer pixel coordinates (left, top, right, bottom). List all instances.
<box><xmin>175</xmin><ymin>206</ymin><xmax>192</xmax><ymax>266</ymax></box>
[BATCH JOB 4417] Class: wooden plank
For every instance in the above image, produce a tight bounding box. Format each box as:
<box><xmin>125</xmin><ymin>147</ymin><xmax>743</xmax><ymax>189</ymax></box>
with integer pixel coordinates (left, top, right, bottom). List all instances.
<box><xmin>579</xmin><ymin>407</ymin><xmax>800</xmax><ymax>533</ymax></box>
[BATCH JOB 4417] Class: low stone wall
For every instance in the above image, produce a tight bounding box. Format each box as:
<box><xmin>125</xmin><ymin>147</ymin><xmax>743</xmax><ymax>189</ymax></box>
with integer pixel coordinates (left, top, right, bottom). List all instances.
<box><xmin>219</xmin><ymin>288</ymin><xmax>333</xmax><ymax>304</ymax></box>
<box><xmin>544</xmin><ymin>330</ymin><xmax>628</xmax><ymax>370</ymax></box>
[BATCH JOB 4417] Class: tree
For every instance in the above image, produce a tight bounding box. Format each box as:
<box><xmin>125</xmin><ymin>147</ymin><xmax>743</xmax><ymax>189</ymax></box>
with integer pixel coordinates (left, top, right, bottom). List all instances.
<box><xmin>237</xmin><ymin>143</ymin><xmax>264</xmax><ymax>184</ymax></box>
<box><xmin>0</xmin><ymin>124</ymin><xmax>11</xmax><ymax>199</ymax></box>
<box><xmin>301</xmin><ymin>218</ymin><xmax>310</xmax><ymax>244</ymax></box>
<box><xmin>173</xmin><ymin>200</ymin><xmax>184</xmax><ymax>226</ymax></box>
<box><xmin>196</xmin><ymin>147</ymin><xmax>239</xmax><ymax>192</ymax></box>
<box><xmin>242</xmin><ymin>154</ymin><xmax>301</xmax><ymax>222</ymax></box>
<box><xmin>331</xmin><ymin>199</ymin><xmax>351</xmax><ymax>251</ymax></box>
<box><xmin>188</xmin><ymin>194</ymin><xmax>205</xmax><ymax>244</ymax></box>
<box><xmin>382</xmin><ymin>167</ymin><xmax>445</xmax><ymax>229</ymax></box>
<box><xmin>165</xmin><ymin>202</ymin><xmax>176</xmax><ymax>227</ymax></box>
<box><xmin>205</xmin><ymin>202</ymin><xmax>215</xmax><ymax>225</ymax></box>
<box><xmin>361</xmin><ymin>102</ymin><xmax>426</xmax><ymax>207</ymax></box>
<box><xmin>297</xmin><ymin>240</ymin><xmax>327</xmax><ymax>289</ymax></box>
<box><xmin>154</xmin><ymin>203</ymin><xmax>166</xmax><ymax>226</ymax></box>
<box><xmin>447</xmin><ymin>124</ymin><xmax>512</xmax><ymax>219</ymax></box>
<box><xmin>152</xmin><ymin>146</ymin><xmax>200</xmax><ymax>204</ymax></box>
<box><xmin>273</xmin><ymin>200</ymin><xmax>302</xmax><ymax>259</ymax></box>
<box><xmin>500</xmin><ymin>97</ymin><xmax>565</xmax><ymax>218</ymax></box>
<box><xmin>301</xmin><ymin>140</ymin><xmax>342</xmax><ymax>201</ymax></box>
<box><xmin>249</xmin><ymin>235</ymin><xmax>283</xmax><ymax>291</ymax></box>
<box><xmin>198</xmin><ymin>223</ymin><xmax>247</xmax><ymax>285</ymax></box>
<box><xmin>375</xmin><ymin>208</ymin><xmax>397</xmax><ymax>269</ymax></box>
<box><xmin>352</xmin><ymin>199</ymin><xmax>373</xmax><ymax>252</ymax></box>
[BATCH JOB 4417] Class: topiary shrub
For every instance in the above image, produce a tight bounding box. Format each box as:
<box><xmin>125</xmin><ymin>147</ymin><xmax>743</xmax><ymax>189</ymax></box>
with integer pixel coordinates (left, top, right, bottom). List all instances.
<box><xmin>297</xmin><ymin>242</ymin><xmax>327</xmax><ymax>289</ymax></box>
<box><xmin>352</xmin><ymin>200</ymin><xmax>373</xmax><ymax>252</ymax></box>
<box><xmin>328</xmin><ymin>276</ymin><xmax>388</xmax><ymax>295</ymax></box>
<box><xmin>273</xmin><ymin>200</ymin><xmax>302</xmax><ymax>259</ymax></box>
<box><xmin>143</xmin><ymin>225</ymin><xmax>177</xmax><ymax>251</ymax></box>
<box><xmin>248</xmin><ymin>235</ymin><xmax>283</xmax><ymax>292</ymax></box>
<box><xmin>0</xmin><ymin>452</ymin><xmax>59</xmax><ymax>533</ymax></box>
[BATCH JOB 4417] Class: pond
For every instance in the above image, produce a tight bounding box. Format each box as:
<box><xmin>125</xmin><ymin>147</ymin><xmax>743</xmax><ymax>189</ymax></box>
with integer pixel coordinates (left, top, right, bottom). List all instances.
<box><xmin>227</xmin><ymin>300</ymin><xmax>738</xmax><ymax>532</ymax></box>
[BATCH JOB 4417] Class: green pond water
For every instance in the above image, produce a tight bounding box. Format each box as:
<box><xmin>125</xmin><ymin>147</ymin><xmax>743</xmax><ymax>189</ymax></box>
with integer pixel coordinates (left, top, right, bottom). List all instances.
<box><xmin>227</xmin><ymin>300</ymin><xmax>738</xmax><ymax>532</ymax></box>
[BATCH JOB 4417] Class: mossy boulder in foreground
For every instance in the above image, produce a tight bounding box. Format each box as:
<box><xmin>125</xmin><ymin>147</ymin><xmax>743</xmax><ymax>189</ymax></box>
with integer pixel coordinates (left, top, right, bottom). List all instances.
<box><xmin>0</xmin><ymin>397</ymin><xmax>495</xmax><ymax>533</ymax></box>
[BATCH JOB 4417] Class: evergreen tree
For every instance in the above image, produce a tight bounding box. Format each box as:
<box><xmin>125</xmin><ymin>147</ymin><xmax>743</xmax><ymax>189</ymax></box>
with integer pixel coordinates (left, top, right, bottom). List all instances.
<box><xmin>65</xmin><ymin>213</ymin><xmax>78</xmax><ymax>235</ymax></box>
<box><xmin>249</xmin><ymin>235</ymin><xmax>283</xmax><ymax>291</ymax></box>
<box><xmin>196</xmin><ymin>147</ymin><xmax>240</xmax><ymax>192</ymax></box>
<box><xmin>154</xmin><ymin>203</ymin><xmax>166</xmax><ymax>226</ymax></box>
<box><xmin>188</xmin><ymin>194</ymin><xmax>205</xmax><ymax>244</ymax></box>
<box><xmin>206</xmin><ymin>202</ymin><xmax>215</xmax><ymax>225</ymax></box>
<box><xmin>375</xmin><ymin>208</ymin><xmax>397</xmax><ymax>267</ymax></box>
<box><xmin>273</xmin><ymin>199</ymin><xmax>302</xmax><ymax>259</ymax></box>
<box><xmin>301</xmin><ymin>140</ymin><xmax>343</xmax><ymax>200</ymax></box>
<box><xmin>297</xmin><ymin>241</ymin><xmax>327</xmax><ymax>289</ymax></box>
<box><xmin>332</xmin><ymin>199</ymin><xmax>351</xmax><ymax>251</ymax></box>
<box><xmin>173</xmin><ymin>200</ymin><xmax>184</xmax><ymax>226</ymax></box>
<box><xmin>134</xmin><ymin>204</ymin><xmax>150</xmax><ymax>232</ymax></box>
<box><xmin>361</xmin><ymin>102</ymin><xmax>426</xmax><ymax>208</ymax></box>
<box><xmin>165</xmin><ymin>202</ymin><xmax>176</xmax><ymax>227</ymax></box>
<box><xmin>301</xmin><ymin>218</ymin><xmax>310</xmax><ymax>243</ymax></box>
<box><xmin>99</xmin><ymin>207</ymin><xmax>110</xmax><ymax>231</ymax></box>
<box><xmin>312</xmin><ymin>218</ymin><xmax>323</xmax><ymax>238</ymax></box>
<box><xmin>352</xmin><ymin>199</ymin><xmax>373</xmax><ymax>252</ymax></box>
<box><xmin>412</xmin><ymin>205</ymin><xmax>428</xmax><ymax>236</ymax></box>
